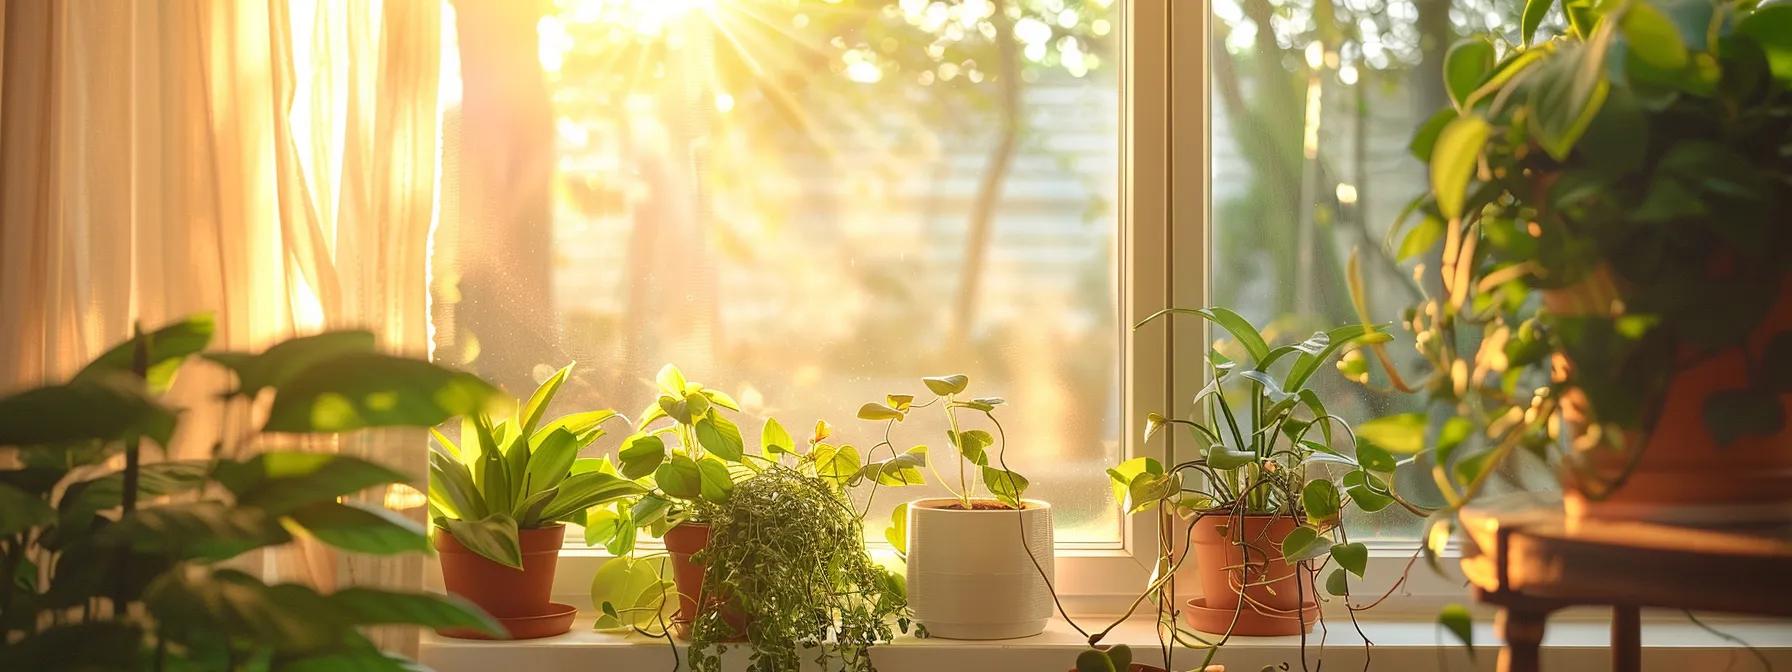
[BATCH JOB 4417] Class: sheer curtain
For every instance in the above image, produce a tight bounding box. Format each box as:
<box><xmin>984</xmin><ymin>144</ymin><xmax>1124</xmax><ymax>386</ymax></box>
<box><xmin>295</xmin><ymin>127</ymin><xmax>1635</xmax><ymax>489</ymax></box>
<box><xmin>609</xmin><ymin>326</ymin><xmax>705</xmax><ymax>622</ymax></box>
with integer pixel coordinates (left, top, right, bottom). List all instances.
<box><xmin>0</xmin><ymin>0</ymin><xmax>441</xmax><ymax>656</ymax></box>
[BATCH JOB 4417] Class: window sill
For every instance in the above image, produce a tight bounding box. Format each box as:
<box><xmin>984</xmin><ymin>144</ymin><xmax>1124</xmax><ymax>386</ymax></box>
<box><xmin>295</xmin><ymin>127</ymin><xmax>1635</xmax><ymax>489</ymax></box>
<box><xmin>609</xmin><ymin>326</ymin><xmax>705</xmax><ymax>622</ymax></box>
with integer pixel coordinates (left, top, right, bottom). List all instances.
<box><xmin>420</xmin><ymin>614</ymin><xmax>1792</xmax><ymax>671</ymax></box>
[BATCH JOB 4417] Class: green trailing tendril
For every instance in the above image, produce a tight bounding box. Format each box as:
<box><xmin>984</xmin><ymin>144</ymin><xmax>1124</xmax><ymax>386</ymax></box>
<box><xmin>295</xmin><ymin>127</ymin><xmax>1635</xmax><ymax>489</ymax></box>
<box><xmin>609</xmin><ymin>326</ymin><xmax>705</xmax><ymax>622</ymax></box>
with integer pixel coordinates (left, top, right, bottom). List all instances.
<box><xmin>687</xmin><ymin>467</ymin><xmax>911</xmax><ymax>672</ymax></box>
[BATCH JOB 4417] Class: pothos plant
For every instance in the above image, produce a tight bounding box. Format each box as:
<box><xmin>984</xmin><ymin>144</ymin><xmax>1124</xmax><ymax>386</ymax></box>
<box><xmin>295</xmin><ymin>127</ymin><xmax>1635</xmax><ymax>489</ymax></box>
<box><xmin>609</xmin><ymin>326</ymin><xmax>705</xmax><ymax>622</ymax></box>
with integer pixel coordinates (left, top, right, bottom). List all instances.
<box><xmin>427</xmin><ymin>362</ymin><xmax>647</xmax><ymax>568</ymax></box>
<box><xmin>0</xmin><ymin>315</ymin><xmax>505</xmax><ymax>671</ymax></box>
<box><xmin>589</xmin><ymin>365</ymin><xmax>917</xmax><ymax>671</ymax></box>
<box><xmin>1373</xmin><ymin>0</ymin><xmax>1792</xmax><ymax>511</ymax></box>
<box><xmin>1074</xmin><ymin>308</ymin><xmax>1427</xmax><ymax>672</ymax></box>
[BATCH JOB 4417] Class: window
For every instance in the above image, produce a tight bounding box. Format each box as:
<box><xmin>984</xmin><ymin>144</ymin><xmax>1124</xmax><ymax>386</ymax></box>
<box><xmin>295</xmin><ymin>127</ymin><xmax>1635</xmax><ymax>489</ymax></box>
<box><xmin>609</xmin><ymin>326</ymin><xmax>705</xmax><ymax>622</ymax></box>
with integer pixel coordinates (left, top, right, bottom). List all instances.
<box><xmin>431</xmin><ymin>0</ymin><xmax>1139</xmax><ymax>569</ymax></box>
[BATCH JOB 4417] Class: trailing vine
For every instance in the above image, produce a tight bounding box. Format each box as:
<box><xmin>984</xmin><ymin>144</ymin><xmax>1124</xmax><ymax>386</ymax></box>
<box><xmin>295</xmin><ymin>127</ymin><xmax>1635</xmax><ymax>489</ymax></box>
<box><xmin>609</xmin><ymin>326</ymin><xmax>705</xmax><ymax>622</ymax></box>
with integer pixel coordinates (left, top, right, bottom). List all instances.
<box><xmin>687</xmin><ymin>466</ymin><xmax>911</xmax><ymax>672</ymax></box>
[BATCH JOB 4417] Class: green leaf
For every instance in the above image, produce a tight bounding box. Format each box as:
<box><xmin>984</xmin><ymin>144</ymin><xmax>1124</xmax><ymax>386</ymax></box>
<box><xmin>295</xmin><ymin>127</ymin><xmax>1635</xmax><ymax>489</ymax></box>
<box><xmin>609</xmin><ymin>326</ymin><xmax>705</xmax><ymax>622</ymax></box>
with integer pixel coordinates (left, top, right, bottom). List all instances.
<box><xmin>1439</xmin><ymin>603</ymin><xmax>1476</xmax><ymax>654</ymax></box>
<box><xmin>1408</xmin><ymin>108</ymin><xmax>1456</xmax><ymax>162</ymax></box>
<box><xmin>534</xmin><ymin>409</ymin><xmax>620</xmax><ymax>450</ymax></box>
<box><xmin>1106</xmin><ymin>456</ymin><xmax>1165</xmax><ymax>507</ymax></box>
<box><xmin>0</xmin><ymin>380</ymin><xmax>176</xmax><ymax>448</ymax></box>
<box><xmin>1285</xmin><ymin>323</ymin><xmax>1392</xmax><ymax>392</ymax></box>
<box><xmin>525</xmin><ymin>428</ymin><xmax>581</xmax><ymax>498</ymax></box>
<box><xmin>1397</xmin><ymin>216</ymin><xmax>1446</xmax><ymax>262</ymax></box>
<box><xmin>435</xmin><ymin>513</ymin><xmax>521</xmax><ymax>569</ymax></box>
<box><xmin>519</xmin><ymin>362</ymin><xmax>575</xmax><ymax>436</ymax></box>
<box><xmin>1075</xmin><ymin>650</ymin><xmax>1116</xmax><ymax>672</ymax></box>
<box><xmin>1429</xmin><ymin>115</ymin><xmax>1491</xmax><ymax>221</ymax></box>
<box><xmin>541</xmin><ymin>471</ymin><xmax>648</xmax><ymax>522</ymax></box>
<box><xmin>761</xmin><ymin>417</ymin><xmax>795</xmax><ymax>456</ymax></box>
<box><xmin>1331</xmin><ymin>541</ymin><xmax>1368</xmax><ymax>577</ymax></box>
<box><xmin>501</xmin><ymin>434</ymin><xmax>531</xmax><ymax>508</ymax></box>
<box><xmin>0</xmin><ymin>483</ymin><xmax>56</xmax><ymax>536</ymax></box>
<box><xmin>77</xmin><ymin>315</ymin><xmax>216</xmax><ymax>394</ymax></box>
<box><xmin>1342</xmin><ymin>470</ymin><xmax>1395</xmax><ymax>513</ymax></box>
<box><xmin>618</xmin><ymin>433</ymin><xmax>668</xmax><ymax>480</ymax></box>
<box><xmin>695</xmin><ymin>457</ymin><xmax>733</xmax><ymax>504</ymax></box>
<box><xmin>98</xmin><ymin>502</ymin><xmax>293</xmax><ymax>562</ymax></box>
<box><xmin>701</xmin><ymin>388</ymin><xmax>741</xmax><ymax>411</ymax></box>
<box><xmin>1739</xmin><ymin>5</ymin><xmax>1792</xmax><ymax>83</ymax></box>
<box><xmin>922</xmin><ymin>374</ymin><xmax>969</xmax><ymax>396</ymax></box>
<box><xmin>263</xmin><ymin>354</ymin><xmax>498</xmax><ymax>433</ymax></box>
<box><xmin>1451</xmin><ymin>448</ymin><xmax>1501</xmax><ymax>487</ymax></box>
<box><xmin>428</xmin><ymin>451</ymin><xmax>486</xmax><ymax>521</ymax></box>
<box><xmin>1394</xmin><ymin>450</ymin><xmax>1451</xmax><ymax>510</ymax></box>
<box><xmin>56</xmin><ymin>459</ymin><xmax>212</xmax><ymax>529</ymax></box>
<box><xmin>1529</xmin><ymin>38</ymin><xmax>1613</xmax><ymax>161</ymax></box>
<box><xmin>1622</xmin><ymin>0</ymin><xmax>1689</xmax><ymax>71</ymax></box>
<box><xmin>285</xmin><ymin>501</ymin><xmax>426</xmax><ymax>555</ymax></box>
<box><xmin>1704</xmin><ymin>389</ymin><xmax>1785</xmax><ymax>447</ymax></box>
<box><xmin>857</xmin><ymin>403</ymin><xmax>906</xmax><ymax>421</ymax></box>
<box><xmin>1521</xmin><ymin>0</ymin><xmax>1552</xmax><ymax>46</ymax></box>
<box><xmin>591</xmin><ymin>556</ymin><xmax>669</xmax><ymax>631</ymax></box>
<box><xmin>204</xmin><ymin>330</ymin><xmax>375</xmax><ymax>397</ymax></box>
<box><xmin>1146</xmin><ymin>307</ymin><xmax>1270</xmax><ymax>362</ymax></box>
<box><xmin>146</xmin><ymin>569</ymin><xmax>345</xmax><ymax>653</ymax></box>
<box><xmin>1354</xmin><ymin>440</ymin><xmax>1398</xmax><ymax>473</ymax></box>
<box><xmin>982</xmin><ymin>467</ymin><xmax>1029</xmax><ymax>507</ymax></box>
<box><xmin>1207</xmin><ymin>445</ymin><xmax>1258</xmax><ymax>470</ymax></box>
<box><xmin>1107</xmin><ymin>644</ymin><xmax>1133</xmax><ymax>670</ymax></box>
<box><xmin>584</xmin><ymin>502</ymin><xmax>636</xmax><ymax>555</ymax></box>
<box><xmin>1279</xmin><ymin>526</ymin><xmax>1332</xmax><ymax>563</ymax></box>
<box><xmin>811</xmin><ymin>444</ymin><xmax>861</xmax><ymax>484</ymax></box>
<box><xmin>886</xmin><ymin>503</ymin><xmax>909</xmax><ymax>555</ymax></box>
<box><xmin>1436</xmin><ymin>416</ymin><xmax>1476</xmax><ymax>467</ymax></box>
<box><xmin>951</xmin><ymin>429</ymin><xmax>993</xmax><ymax>466</ymax></box>
<box><xmin>863</xmin><ymin>452</ymin><xmax>928</xmax><ymax>487</ymax></box>
<box><xmin>694</xmin><ymin>414</ymin><xmax>745</xmax><ymax>462</ymax></box>
<box><xmin>655</xmin><ymin>455</ymin><xmax>703</xmax><ymax>499</ymax></box>
<box><xmin>331</xmin><ymin>588</ymin><xmax>502</xmax><ymax>637</ymax></box>
<box><xmin>1358</xmin><ymin>414</ymin><xmax>1427</xmax><ymax>454</ymax></box>
<box><xmin>1444</xmin><ymin>38</ymin><xmax>1497</xmax><ymax>108</ymax></box>
<box><xmin>1302</xmin><ymin>479</ymin><xmax>1342</xmax><ymax>525</ymax></box>
<box><xmin>1326</xmin><ymin>568</ymin><xmax>1350</xmax><ymax>596</ymax></box>
<box><xmin>655</xmin><ymin>364</ymin><xmax>688</xmax><ymax>396</ymax></box>
<box><xmin>221</xmin><ymin>451</ymin><xmax>411</xmax><ymax>515</ymax></box>
<box><xmin>1125</xmin><ymin>472</ymin><xmax>1178</xmax><ymax>514</ymax></box>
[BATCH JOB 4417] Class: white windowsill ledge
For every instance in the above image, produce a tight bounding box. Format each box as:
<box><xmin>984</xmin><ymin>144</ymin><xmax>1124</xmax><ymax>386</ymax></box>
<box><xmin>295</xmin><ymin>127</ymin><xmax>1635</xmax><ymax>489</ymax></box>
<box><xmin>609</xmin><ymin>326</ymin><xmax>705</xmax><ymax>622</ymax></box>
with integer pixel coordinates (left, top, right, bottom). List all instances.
<box><xmin>421</xmin><ymin>615</ymin><xmax>1792</xmax><ymax>671</ymax></box>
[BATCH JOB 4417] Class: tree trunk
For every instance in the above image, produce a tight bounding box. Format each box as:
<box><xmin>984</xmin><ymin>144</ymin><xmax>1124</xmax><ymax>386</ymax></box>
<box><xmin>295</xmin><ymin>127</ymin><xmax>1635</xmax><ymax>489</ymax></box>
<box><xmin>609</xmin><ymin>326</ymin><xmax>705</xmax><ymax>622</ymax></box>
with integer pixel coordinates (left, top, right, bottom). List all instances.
<box><xmin>949</xmin><ymin>0</ymin><xmax>1024</xmax><ymax>349</ymax></box>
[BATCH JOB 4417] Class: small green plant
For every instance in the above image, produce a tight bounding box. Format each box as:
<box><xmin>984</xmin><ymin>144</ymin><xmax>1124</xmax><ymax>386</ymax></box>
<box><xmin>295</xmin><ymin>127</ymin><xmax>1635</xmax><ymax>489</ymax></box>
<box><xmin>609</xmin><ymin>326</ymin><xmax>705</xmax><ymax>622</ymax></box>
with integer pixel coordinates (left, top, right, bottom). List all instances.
<box><xmin>1079</xmin><ymin>308</ymin><xmax>1417</xmax><ymax>670</ymax></box>
<box><xmin>428</xmin><ymin>362</ymin><xmax>647</xmax><ymax>568</ymax></box>
<box><xmin>0</xmin><ymin>315</ymin><xmax>505</xmax><ymax>670</ymax></box>
<box><xmin>685</xmin><ymin>467</ymin><xmax>909</xmax><ymax>672</ymax></box>
<box><xmin>858</xmin><ymin>374</ymin><xmax>1026</xmax><ymax>511</ymax></box>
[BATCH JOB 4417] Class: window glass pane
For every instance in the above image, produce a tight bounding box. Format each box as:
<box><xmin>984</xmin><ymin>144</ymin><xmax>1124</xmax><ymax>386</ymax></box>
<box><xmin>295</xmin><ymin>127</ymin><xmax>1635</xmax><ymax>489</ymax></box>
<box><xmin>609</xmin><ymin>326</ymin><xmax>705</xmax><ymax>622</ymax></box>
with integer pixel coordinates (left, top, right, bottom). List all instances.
<box><xmin>1206</xmin><ymin>0</ymin><xmax>1555</xmax><ymax>540</ymax></box>
<box><xmin>433</xmin><ymin>0</ymin><xmax>1125</xmax><ymax>545</ymax></box>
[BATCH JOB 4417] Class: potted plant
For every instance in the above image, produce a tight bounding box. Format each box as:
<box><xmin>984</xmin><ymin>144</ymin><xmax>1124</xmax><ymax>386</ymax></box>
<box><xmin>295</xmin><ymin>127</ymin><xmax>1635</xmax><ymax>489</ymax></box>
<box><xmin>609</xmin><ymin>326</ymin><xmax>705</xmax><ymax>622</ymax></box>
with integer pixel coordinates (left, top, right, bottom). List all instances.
<box><xmin>1366</xmin><ymin>0</ymin><xmax>1792</xmax><ymax>525</ymax></box>
<box><xmin>591</xmin><ymin>365</ymin><xmax>918</xmax><ymax>669</ymax></box>
<box><xmin>1069</xmin><ymin>308</ymin><xmax>1418</xmax><ymax>672</ymax></box>
<box><xmin>428</xmin><ymin>362</ymin><xmax>647</xmax><ymax>639</ymax></box>
<box><xmin>0</xmin><ymin>316</ymin><xmax>504</xmax><ymax>668</ymax></box>
<box><xmin>857</xmin><ymin>375</ymin><xmax>1046</xmax><ymax>640</ymax></box>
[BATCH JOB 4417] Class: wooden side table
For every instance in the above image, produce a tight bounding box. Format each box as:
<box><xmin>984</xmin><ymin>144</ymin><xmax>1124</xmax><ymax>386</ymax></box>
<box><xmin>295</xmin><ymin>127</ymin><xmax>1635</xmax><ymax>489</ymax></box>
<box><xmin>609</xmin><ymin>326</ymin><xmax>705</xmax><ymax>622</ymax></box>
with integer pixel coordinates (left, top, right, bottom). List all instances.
<box><xmin>1459</xmin><ymin>493</ymin><xmax>1792</xmax><ymax>672</ymax></box>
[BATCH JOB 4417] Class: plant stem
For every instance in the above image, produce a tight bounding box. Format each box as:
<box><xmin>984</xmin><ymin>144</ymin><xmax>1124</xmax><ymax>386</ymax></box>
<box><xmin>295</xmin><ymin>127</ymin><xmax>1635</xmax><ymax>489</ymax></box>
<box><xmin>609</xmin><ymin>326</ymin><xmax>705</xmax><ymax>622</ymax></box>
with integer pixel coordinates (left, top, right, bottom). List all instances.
<box><xmin>115</xmin><ymin>325</ymin><xmax>148</xmax><ymax>612</ymax></box>
<box><xmin>944</xmin><ymin>396</ymin><xmax>969</xmax><ymax>508</ymax></box>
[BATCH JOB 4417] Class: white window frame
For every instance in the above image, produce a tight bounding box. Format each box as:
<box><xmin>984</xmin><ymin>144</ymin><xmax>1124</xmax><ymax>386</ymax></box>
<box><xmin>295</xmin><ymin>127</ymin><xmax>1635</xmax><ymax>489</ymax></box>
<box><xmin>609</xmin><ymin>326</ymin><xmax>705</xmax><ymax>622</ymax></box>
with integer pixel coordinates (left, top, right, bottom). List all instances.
<box><xmin>537</xmin><ymin>0</ymin><xmax>1460</xmax><ymax>618</ymax></box>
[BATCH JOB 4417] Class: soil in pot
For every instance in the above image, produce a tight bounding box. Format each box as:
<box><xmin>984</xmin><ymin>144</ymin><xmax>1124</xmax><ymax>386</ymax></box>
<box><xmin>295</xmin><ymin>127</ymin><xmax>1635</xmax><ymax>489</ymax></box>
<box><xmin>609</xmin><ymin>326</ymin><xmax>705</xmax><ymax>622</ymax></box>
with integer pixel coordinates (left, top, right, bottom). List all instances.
<box><xmin>1186</xmin><ymin>513</ymin><xmax>1316</xmax><ymax>636</ymax></box>
<box><xmin>662</xmin><ymin>523</ymin><xmax>748</xmax><ymax>641</ymax></box>
<box><xmin>1550</xmin><ymin>274</ymin><xmax>1792</xmax><ymax>524</ymax></box>
<box><xmin>435</xmin><ymin>524</ymin><xmax>569</xmax><ymax>639</ymax></box>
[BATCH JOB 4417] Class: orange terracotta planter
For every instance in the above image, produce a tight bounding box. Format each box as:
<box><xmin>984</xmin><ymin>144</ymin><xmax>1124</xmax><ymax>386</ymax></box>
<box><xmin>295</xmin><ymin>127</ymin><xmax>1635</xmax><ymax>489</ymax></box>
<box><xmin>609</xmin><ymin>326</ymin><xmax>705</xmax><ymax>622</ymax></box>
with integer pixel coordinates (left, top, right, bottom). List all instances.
<box><xmin>1185</xmin><ymin>514</ymin><xmax>1317</xmax><ymax>636</ymax></box>
<box><xmin>1551</xmin><ymin>275</ymin><xmax>1792</xmax><ymax>524</ymax></box>
<box><xmin>663</xmin><ymin>523</ymin><xmax>748</xmax><ymax>641</ymax></box>
<box><xmin>436</xmin><ymin>524</ymin><xmax>571</xmax><ymax>640</ymax></box>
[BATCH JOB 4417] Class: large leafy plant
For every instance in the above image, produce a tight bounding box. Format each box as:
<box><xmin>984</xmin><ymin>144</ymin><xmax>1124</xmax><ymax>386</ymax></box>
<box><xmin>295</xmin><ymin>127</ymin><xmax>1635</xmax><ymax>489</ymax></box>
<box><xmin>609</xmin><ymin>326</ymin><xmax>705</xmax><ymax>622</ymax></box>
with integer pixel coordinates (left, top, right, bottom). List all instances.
<box><xmin>428</xmin><ymin>362</ymin><xmax>647</xmax><ymax>568</ymax></box>
<box><xmin>1380</xmin><ymin>0</ymin><xmax>1792</xmax><ymax>509</ymax></box>
<box><xmin>0</xmin><ymin>315</ymin><xmax>505</xmax><ymax>671</ymax></box>
<box><xmin>1083</xmin><ymin>308</ymin><xmax>1417</xmax><ymax>671</ymax></box>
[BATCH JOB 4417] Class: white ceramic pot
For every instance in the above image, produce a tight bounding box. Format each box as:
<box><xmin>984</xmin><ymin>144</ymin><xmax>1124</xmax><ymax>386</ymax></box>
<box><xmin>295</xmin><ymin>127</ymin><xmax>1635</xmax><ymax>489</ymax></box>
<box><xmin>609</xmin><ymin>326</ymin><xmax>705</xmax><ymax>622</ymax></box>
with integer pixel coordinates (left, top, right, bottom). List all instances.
<box><xmin>905</xmin><ymin>497</ymin><xmax>1054</xmax><ymax>640</ymax></box>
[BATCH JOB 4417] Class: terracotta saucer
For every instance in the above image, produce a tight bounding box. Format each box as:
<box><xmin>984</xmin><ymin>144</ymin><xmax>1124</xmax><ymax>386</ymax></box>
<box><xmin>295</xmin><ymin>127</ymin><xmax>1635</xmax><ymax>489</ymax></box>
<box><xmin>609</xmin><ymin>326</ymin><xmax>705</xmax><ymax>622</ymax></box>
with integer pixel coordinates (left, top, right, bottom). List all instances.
<box><xmin>1183</xmin><ymin>596</ymin><xmax>1318</xmax><ymax>636</ymax></box>
<box><xmin>438</xmin><ymin>602</ymin><xmax>577</xmax><ymax>641</ymax></box>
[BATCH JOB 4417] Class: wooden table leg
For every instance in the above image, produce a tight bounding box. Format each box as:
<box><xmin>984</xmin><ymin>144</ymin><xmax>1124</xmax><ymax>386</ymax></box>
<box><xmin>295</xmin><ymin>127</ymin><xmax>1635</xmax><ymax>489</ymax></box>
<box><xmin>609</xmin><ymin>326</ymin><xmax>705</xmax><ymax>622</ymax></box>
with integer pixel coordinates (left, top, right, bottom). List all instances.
<box><xmin>1496</xmin><ymin>607</ymin><xmax>1550</xmax><ymax>672</ymax></box>
<box><xmin>1611</xmin><ymin>606</ymin><xmax>1640</xmax><ymax>672</ymax></box>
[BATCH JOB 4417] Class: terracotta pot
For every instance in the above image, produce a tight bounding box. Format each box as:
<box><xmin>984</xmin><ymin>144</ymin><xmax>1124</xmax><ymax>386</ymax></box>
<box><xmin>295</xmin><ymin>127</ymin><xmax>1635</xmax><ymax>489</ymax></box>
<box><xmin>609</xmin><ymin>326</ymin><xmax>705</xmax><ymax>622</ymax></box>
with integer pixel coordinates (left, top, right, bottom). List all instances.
<box><xmin>1185</xmin><ymin>514</ymin><xmax>1316</xmax><ymax>636</ymax></box>
<box><xmin>905</xmin><ymin>498</ymin><xmax>1054</xmax><ymax>640</ymax></box>
<box><xmin>435</xmin><ymin>524</ymin><xmax>569</xmax><ymax>639</ymax></box>
<box><xmin>662</xmin><ymin>523</ymin><xmax>748</xmax><ymax>640</ymax></box>
<box><xmin>1548</xmin><ymin>274</ymin><xmax>1792</xmax><ymax>524</ymax></box>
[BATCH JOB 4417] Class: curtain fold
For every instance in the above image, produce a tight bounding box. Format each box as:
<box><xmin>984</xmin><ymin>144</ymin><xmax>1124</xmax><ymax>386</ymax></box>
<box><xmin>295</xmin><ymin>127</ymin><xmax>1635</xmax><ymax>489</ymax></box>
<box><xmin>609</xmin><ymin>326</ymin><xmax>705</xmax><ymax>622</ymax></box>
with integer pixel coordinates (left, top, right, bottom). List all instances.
<box><xmin>0</xmin><ymin>0</ymin><xmax>442</xmax><ymax>657</ymax></box>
